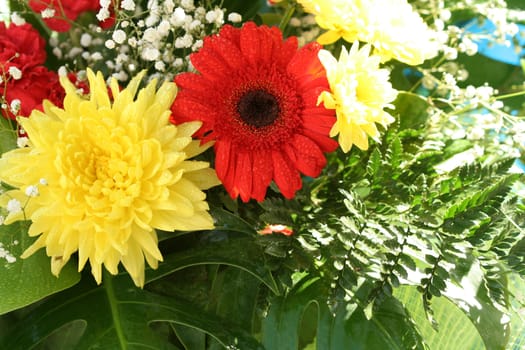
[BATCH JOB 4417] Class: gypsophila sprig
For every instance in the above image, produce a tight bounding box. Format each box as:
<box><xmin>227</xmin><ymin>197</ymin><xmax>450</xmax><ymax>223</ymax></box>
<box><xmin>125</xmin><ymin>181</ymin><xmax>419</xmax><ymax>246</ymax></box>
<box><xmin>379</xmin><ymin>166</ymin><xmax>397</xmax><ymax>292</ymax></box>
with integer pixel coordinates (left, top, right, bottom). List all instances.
<box><xmin>41</xmin><ymin>0</ymin><xmax>243</xmax><ymax>84</ymax></box>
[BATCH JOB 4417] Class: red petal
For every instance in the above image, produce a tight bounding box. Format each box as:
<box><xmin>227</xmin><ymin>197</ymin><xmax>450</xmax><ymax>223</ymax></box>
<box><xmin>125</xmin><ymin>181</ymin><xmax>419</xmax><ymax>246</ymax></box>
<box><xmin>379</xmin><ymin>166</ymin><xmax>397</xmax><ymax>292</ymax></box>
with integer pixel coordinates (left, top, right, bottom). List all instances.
<box><xmin>285</xmin><ymin>134</ymin><xmax>327</xmax><ymax>177</ymax></box>
<box><xmin>240</xmin><ymin>22</ymin><xmax>260</xmax><ymax>66</ymax></box>
<box><xmin>175</xmin><ymin>73</ymin><xmax>215</xmax><ymax>93</ymax></box>
<box><xmin>235</xmin><ymin>152</ymin><xmax>253</xmax><ymax>202</ymax></box>
<box><xmin>214</xmin><ymin>140</ymin><xmax>232</xmax><ymax>180</ymax></box>
<box><xmin>271</xmin><ymin>151</ymin><xmax>302</xmax><ymax>199</ymax></box>
<box><xmin>218</xmin><ymin>24</ymin><xmax>241</xmax><ymax>46</ymax></box>
<box><xmin>171</xmin><ymin>97</ymin><xmax>215</xmax><ymax>124</ymax></box>
<box><xmin>301</xmin><ymin>86</ymin><xmax>329</xmax><ymax>108</ymax></box>
<box><xmin>257</xmin><ymin>26</ymin><xmax>274</xmax><ymax>66</ymax></box>
<box><xmin>287</xmin><ymin>42</ymin><xmax>323</xmax><ymax>80</ymax></box>
<box><xmin>215</xmin><ymin>141</ymin><xmax>239</xmax><ymax>199</ymax></box>
<box><xmin>251</xmin><ymin>151</ymin><xmax>273</xmax><ymax>201</ymax></box>
<box><xmin>276</xmin><ymin>36</ymin><xmax>298</xmax><ymax>67</ymax></box>
<box><xmin>190</xmin><ymin>45</ymin><xmax>229</xmax><ymax>80</ymax></box>
<box><xmin>297</xmin><ymin>76</ymin><xmax>329</xmax><ymax>91</ymax></box>
<box><xmin>302</xmin><ymin>129</ymin><xmax>339</xmax><ymax>153</ymax></box>
<box><xmin>302</xmin><ymin>114</ymin><xmax>336</xmax><ymax>135</ymax></box>
<box><xmin>209</xmin><ymin>34</ymin><xmax>245</xmax><ymax>70</ymax></box>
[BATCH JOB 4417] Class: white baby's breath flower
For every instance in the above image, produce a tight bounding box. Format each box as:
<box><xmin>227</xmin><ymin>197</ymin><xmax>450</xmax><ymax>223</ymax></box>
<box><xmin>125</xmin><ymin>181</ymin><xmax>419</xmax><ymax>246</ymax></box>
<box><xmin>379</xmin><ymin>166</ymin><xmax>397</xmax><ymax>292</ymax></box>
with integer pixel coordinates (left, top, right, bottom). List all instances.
<box><xmin>164</xmin><ymin>0</ymin><xmax>175</xmax><ymax>13</ymax></box>
<box><xmin>105</xmin><ymin>39</ymin><xmax>116</xmax><ymax>49</ymax></box>
<box><xmin>180</xmin><ymin>0</ymin><xmax>195</xmax><ymax>11</ymax></box>
<box><xmin>171</xmin><ymin>7</ymin><xmax>186</xmax><ymax>27</ymax></box>
<box><xmin>9</xmin><ymin>99</ymin><xmax>21</xmax><ymax>114</ymax></box>
<box><xmin>142</xmin><ymin>47</ymin><xmax>160</xmax><ymax>61</ymax></box>
<box><xmin>155</xmin><ymin>61</ymin><xmax>166</xmax><ymax>71</ymax></box>
<box><xmin>205</xmin><ymin>10</ymin><xmax>218</xmax><ymax>23</ymax></box>
<box><xmin>443</xmin><ymin>46</ymin><xmax>458</xmax><ymax>60</ymax></box>
<box><xmin>10</xmin><ymin>12</ymin><xmax>26</xmax><ymax>25</ymax></box>
<box><xmin>25</xmin><ymin>185</ymin><xmax>39</xmax><ymax>197</ymax></box>
<box><xmin>58</xmin><ymin>66</ymin><xmax>68</xmax><ymax>77</ymax></box>
<box><xmin>52</xmin><ymin>47</ymin><xmax>62</xmax><ymax>58</ymax></box>
<box><xmin>112</xmin><ymin>70</ymin><xmax>129</xmax><ymax>82</ymax></box>
<box><xmin>127</xmin><ymin>37</ymin><xmax>138</xmax><ymax>47</ymax></box>
<box><xmin>0</xmin><ymin>242</ymin><xmax>17</xmax><ymax>263</ymax></box>
<box><xmin>173</xmin><ymin>58</ymin><xmax>184</xmax><ymax>68</ymax></box>
<box><xmin>17</xmin><ymin>137</ymin><xmax>28</xmax><ymax>148</ymax></box>
<box><xmin>41</xmin><ymin>8</ymin><xmax>56</xmax><ymax>18</ymax></box>
<box><xmin>465</xmin><ymin>85</ymin><xmax>477</xmax><ymax>99</ymax></box>
<box><xmin>80</xmin><ymin>33</ymin><xmax>92</xmax><ymax>47</ymax></box>
<box><xmin>6</xmin><ymin>199</ymin><xmax>21</xmax><ymax>214</ymax></box>
<box><xmin>227</xmin><ymin>12</ymin><xmax>242</xmax><ymax>23</ymax></box>
<box><xmin>192</xmin><ymin>39</ymin><xmax>203</xmax><ymax>51</ymax></box>
<box><xmin>8</xmin><ymin>67</ymin><xmax>22</xmax><ymax>80</ymax></box>
<box><xmin>112</xmin><ymin>29</ymin><xmax>127</xmax><ymax>44</ymax></box>
<box><xmin>175</xmin><ymin>34</ymin><xmax>194</xmax><ymax>49</ymax></box>
<box><xmin>143</xmin><ymin>28</ymin><xmax>159</xmax><ymax>42</ymax></box>
<box><xmin>121</xmin><ymin>0</ymin><xmax>136</xmax><ymax>11</ymax></box>
<box><xmin>91</xmin><ymin>52</ymin><xmax>103</xmax><ymax>61</ymax></box>
<box><xmin>68</xmin><ymin>47</ymin><xmax>83</xmax><ymax>58</ymax></box>
<box><xmin>96</xmin><ymin>8</ymin><xmax>111</xmax><ymax>22</ymax></box>
<box><xmin>157</xmin><ymin>20</ymin><xmax>171</xmax><ymax>36</ymax></box>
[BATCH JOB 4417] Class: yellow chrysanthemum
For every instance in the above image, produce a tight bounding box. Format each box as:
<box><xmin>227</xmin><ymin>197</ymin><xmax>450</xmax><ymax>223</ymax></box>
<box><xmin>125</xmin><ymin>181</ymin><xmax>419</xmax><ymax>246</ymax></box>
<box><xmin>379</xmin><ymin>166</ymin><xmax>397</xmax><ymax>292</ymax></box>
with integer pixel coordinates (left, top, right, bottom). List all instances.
<box><xmin>318</xmin><ymin>42</ymin><xmax>398</xmax><ymax>152</ymax></box>
<box><xmin>297</xmin><ymin>0</ymin><xmax>438</xmax><ymax>65</ymax></box>
<box><xmin>296</xmin><ymin>0</ymin><xmax>362</xmax><ymax>45</ymax></box>
<box><xmin>0</xmin><ymin>69</ymin><xmax>220</xmax><ymax>287</ymax></box>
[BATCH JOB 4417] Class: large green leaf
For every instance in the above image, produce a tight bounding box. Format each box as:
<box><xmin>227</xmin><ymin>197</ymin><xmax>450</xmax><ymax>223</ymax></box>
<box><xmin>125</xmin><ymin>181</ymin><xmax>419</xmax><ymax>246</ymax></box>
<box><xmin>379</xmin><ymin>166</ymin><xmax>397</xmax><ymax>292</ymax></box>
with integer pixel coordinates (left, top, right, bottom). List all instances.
<box><xmin>210</xmin><ymin>207</ymin><xmax>256</xmax><ymax>235</ymax></box>
<box><xmin>262</xmin><ymin>278</ymin><xmax>324</xmax><ymax>350</ymax></box>
<box><xmin>262</xmin><ymin>278</ymin><xmax>424</xmax><ymax>350</ymax></box>
<box><xmin>0</xmin><ymin>116</ymin><xmax>17</xmax><ymax>154</ymax></box>
<box><xmin>0</xmin><ymin>221</ymin><xmax>80</xmax><ymax>315</ymax></box>
<box><xmin>159</xmin><ymin>265</ymin><xmax>264</xmax><ymax>350</ymax></box>
<box><xmin>507</xmin><ymin>274</ymin><xmax>525</xmax><ymax>349</ymax></box>
<box><xmin>0</xmin><ymin>272</ymin><xmax>263</xmax><ymax>350</ymax></box>
<box><xmin>393</xmin><ymin>91</ymin><xmax>430</xmax><ymax>131</ymax></box>
<box><xmin>146</xmin><ymin>236</ymin><xmax>279</xmax><ymax>294</ymax></box>
<box><xmin>394</xmin><ymin>284</ymin><xmax>508</xmax><ymax>350</ymax></box>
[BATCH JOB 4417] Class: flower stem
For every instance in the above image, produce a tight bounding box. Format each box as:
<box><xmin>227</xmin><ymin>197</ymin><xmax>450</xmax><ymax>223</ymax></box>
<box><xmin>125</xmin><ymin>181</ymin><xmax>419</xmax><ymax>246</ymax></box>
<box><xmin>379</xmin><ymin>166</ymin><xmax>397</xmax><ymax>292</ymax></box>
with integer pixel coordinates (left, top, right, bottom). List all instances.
<box><xmin>279</xmin><ymin>3</ymin><xmax>296</xmax><ymax>33</ymax></box>
<box><xmin>495</xmin><ymin>89</ymin><xmax>525</xmax><ymax>101</ymax></box>
<box><xmin>103</xmin><ymin>270</ymin><xmax>128</xmax><ymax>350</ymax></box>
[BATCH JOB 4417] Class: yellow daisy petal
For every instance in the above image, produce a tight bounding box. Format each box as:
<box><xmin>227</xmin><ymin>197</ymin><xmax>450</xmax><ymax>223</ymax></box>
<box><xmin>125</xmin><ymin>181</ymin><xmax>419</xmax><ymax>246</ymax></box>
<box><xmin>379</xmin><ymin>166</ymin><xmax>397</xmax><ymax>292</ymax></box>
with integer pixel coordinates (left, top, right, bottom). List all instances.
<box><xmin>318</xmin><ymin>43</ymin><xmax>398</xmax><ymax>153</ymax></box>
<box><xmin>297</xmin><ymin>0</ymin><xmax>437</xmax><ymax>65</ymax></box>
<box><xmin>0</xmin><ymin>69</ymin><xmax>218</xmax><ymax>287</ymax></box>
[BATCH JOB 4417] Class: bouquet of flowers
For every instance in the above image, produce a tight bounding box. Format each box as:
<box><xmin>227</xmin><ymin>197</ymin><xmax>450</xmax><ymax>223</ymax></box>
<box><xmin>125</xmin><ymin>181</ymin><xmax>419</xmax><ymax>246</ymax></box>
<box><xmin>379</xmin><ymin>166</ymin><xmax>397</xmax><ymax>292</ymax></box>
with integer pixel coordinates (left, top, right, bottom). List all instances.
<box><xmin>0</xmin><ymin>0</ymin><xmax>525</xmax><ymax>348</ymax></box>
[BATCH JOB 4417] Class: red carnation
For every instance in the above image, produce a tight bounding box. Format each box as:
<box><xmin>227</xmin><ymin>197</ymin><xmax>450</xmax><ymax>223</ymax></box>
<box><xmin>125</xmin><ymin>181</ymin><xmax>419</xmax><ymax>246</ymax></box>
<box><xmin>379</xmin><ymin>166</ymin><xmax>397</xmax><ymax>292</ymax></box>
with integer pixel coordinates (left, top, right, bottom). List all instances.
<box><xmin>3</xmin><ymin>66</ymin><xmax>64</xmax><ymax>119</ymax></box>
<box><xmin>0</xmin><ymin>22</ymin><xmax>46</xmax><ymax>71</ymax></box>
<box><xmin>171</xmin><ymin>22</ymin><xmax>337</xmax><ymax>202</ymax></box>
<box><xmin>29</xmin><ymin>0</ymin><xmax>114</xmax><ymax>32</ymax></box>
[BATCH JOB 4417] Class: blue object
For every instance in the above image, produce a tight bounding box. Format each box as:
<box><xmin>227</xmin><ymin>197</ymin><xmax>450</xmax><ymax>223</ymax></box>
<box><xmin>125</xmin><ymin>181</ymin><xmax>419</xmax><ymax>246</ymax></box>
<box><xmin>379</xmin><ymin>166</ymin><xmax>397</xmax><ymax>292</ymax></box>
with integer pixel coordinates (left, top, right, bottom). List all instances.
<box><xmin>462</xmin><ymin>18</ymin><xmax>525</xmax><ymax>66</ymax></box>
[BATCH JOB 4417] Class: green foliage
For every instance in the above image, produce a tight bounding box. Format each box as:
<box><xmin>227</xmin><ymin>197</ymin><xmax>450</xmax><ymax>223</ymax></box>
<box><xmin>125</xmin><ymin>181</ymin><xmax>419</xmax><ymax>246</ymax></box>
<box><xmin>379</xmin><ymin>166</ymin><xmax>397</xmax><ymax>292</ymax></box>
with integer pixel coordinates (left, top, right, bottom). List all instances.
<box><xmin>0</xmin><ymin>233</ymin><xmax>275</xmax><ymax>349</ymax></box>
<box><xmin>253</xmin><ymin>92</ymin><xmax>525</xmax><ymax>349</ymax></box>
<box><xmin>0</xmin><ymin>221</ymin><xmax>80</xmax><ymax>315</ymax></box>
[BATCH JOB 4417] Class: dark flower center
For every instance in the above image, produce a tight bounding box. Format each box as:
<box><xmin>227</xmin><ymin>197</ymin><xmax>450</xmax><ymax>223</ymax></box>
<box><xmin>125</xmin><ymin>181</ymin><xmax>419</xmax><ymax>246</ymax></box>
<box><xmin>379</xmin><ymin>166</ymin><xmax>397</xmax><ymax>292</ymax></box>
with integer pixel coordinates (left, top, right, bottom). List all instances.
<box><xmin>237</xmin><ymin>89</ymin><xmax>280</xmax><ymax>128</ymax></box>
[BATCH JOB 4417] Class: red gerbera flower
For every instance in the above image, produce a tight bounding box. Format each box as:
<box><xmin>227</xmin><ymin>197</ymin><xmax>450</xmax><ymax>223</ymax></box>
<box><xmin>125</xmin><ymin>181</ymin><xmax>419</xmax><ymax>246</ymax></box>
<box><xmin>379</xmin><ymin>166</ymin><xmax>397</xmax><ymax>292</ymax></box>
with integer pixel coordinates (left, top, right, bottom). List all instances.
<box><xmin>171</xmin><ymin>22</ymin><xmax>337</xmax><ymax>202</ymax></box>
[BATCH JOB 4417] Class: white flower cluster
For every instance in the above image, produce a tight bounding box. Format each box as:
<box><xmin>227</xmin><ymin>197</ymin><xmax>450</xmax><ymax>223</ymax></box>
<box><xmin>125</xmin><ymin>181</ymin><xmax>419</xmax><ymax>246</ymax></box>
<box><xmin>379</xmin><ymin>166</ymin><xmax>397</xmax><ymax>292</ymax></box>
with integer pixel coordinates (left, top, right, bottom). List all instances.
<box><xmin>413</xmin><ymin>0</ymin><xmax>523</xmax><ymax>63</ymax></box>
<box><xmin>288</xmin><ymin>14</ymin><xmax>320</xmax><ymax>47</ymax></box>
<box><xmin>0</xmin><ymin>241</ymin><xmax>17</xmax><ymax>264</ymax></box>
<box><xmin>405</xmin><ymin>0</ymin><xmax>525</xmax><ymax>167</ymax></box>
<box><xmin>50</xmin><ymin>0</ymin><xmax>242</xmax><ymax>83</ymax></box>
